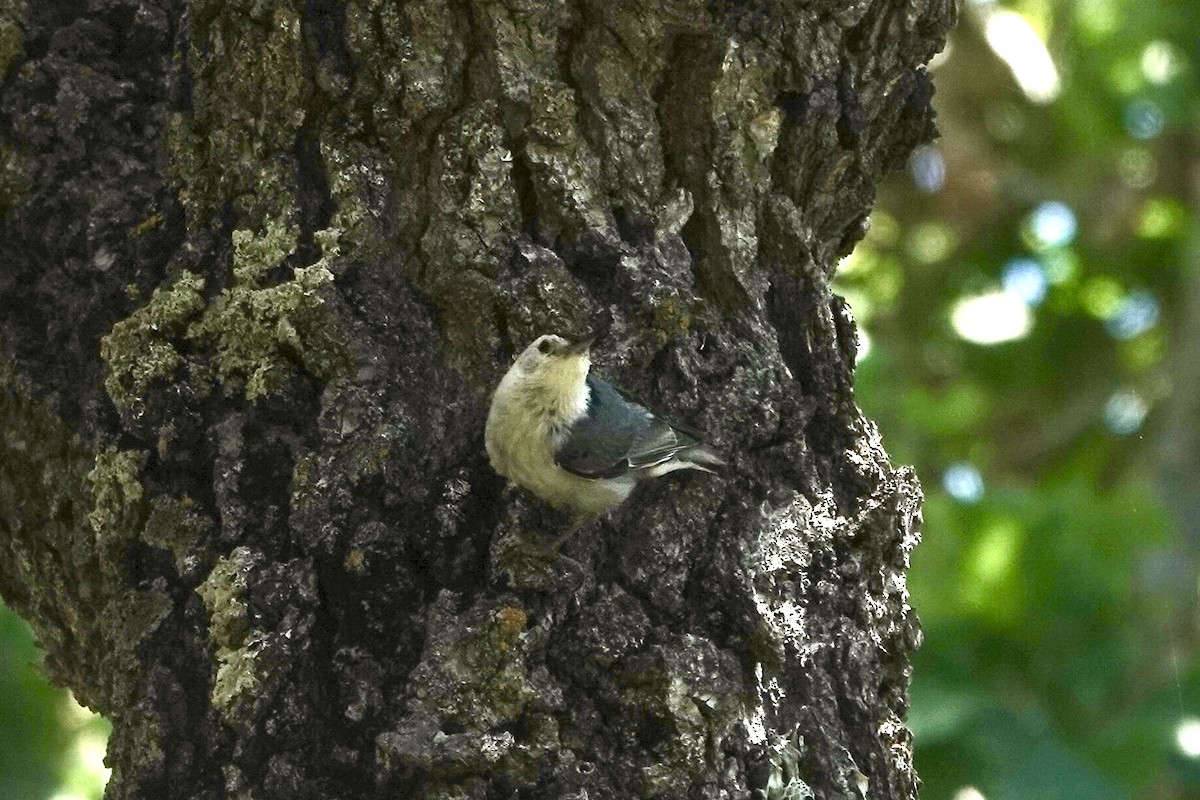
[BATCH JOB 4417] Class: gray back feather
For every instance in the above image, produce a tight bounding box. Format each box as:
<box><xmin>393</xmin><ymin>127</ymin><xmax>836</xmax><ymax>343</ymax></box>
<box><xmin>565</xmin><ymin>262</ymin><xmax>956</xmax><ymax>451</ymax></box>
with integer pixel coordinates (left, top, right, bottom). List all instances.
<box><xmin>555</xmin><ymin>376</ymin><xmax>703</xmax><ymax>479</ymax></box>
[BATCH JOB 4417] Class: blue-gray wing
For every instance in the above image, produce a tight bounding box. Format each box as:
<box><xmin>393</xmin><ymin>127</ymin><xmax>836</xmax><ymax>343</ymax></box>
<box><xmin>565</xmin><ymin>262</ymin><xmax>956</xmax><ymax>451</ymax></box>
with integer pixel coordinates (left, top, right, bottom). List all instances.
<box><xmin>555</xmin><ymin>376</ymin><xmax>703</xmax><ymax>479</ymax></box>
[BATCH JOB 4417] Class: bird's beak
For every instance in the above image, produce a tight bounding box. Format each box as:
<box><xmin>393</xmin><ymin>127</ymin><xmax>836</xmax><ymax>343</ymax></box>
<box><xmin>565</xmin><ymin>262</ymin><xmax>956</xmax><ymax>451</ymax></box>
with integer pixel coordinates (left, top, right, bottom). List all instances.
<box><xmin>562</xmin><ymin>336</ymin><xmax>594</xmax><ymax>355</ymax></box>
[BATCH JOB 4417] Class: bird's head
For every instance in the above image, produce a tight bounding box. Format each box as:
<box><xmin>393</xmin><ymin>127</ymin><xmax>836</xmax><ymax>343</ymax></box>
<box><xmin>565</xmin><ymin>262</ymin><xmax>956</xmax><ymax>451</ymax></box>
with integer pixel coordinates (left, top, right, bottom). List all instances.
<box><xmin>514</xmin><ymin>333</ymin><xmax>593</xmax><ymax>397</ymax></box>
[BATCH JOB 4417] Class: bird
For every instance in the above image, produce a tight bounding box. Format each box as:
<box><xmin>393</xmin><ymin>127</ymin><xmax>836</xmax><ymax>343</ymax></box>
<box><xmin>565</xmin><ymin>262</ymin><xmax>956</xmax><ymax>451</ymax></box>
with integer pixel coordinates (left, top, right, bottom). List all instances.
<box><xmin>485</xmin><ymin>333</ymin><xmax>725</xmax><ymax>516</ymax></box>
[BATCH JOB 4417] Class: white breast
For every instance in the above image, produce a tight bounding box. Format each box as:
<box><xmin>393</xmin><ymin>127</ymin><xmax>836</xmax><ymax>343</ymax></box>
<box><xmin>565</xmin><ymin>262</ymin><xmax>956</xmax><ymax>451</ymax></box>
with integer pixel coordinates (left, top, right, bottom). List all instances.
<box><xmin>485</xmin><ymin>370</ymin><xmax>631</xmax><ymax>515</ymax></box>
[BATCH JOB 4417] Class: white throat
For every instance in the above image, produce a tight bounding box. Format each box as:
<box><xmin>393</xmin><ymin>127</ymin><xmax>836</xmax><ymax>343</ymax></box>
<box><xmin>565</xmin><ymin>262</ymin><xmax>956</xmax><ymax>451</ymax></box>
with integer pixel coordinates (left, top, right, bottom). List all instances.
<box><xmin>523</xmin><ymin>357</ymin><xmax>590</xmax><ymax>425</ymax></box>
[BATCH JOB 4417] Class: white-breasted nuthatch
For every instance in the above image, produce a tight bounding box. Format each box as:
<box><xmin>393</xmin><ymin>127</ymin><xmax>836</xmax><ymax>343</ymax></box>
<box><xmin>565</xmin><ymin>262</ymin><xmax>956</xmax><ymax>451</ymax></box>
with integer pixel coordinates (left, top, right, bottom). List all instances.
<box><xmin>485</xmin><ymin>334</ymin><xmax>725</xmax><ymax>516</ymax></box>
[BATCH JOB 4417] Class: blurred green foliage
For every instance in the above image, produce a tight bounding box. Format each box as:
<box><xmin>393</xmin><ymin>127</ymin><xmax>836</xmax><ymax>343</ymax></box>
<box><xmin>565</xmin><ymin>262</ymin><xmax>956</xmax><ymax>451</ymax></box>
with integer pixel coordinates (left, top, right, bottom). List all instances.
<box><xmin>841</xmin><ymin>0</ymin><xmax>1200</xmax><ymax>797</ymax></box>
<box><xmin>0</xmin><ymin>601</ymin><xmax>109</xmax><ymax>800</ymax></box>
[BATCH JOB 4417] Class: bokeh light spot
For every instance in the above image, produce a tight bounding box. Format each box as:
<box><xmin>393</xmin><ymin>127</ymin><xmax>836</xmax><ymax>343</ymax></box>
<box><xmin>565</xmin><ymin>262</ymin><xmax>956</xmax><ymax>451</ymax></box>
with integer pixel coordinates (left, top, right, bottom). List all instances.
<box><xmin>1104</xmin><ymin>390</ymin><xmax>1148</xmax><ymax>435</ymax></box>
<box><xmin>1105</xmin><ymin>290</ymin><xmax>1159</xmax><ymax>340</ymax></box>
<box><xmin>909</xmin><ymin>145</ymin><xmax>946</xmax><ymax>193</ymax></box>
<box><xmin>951</xmin><ymin>291</ymin><xmax>1033</xmax><ymax>344</ymax></box>
<box><xmin>1002</xmin><ymin>257</ymin><xmax>1048</xmax><ymax>306</ymax></box>
<box><xmin>1175</xmin><ymin>718</ymin><xmax>1200</xmax><ymax>758</ymax></box>
<box><xmin>837</xmin><ymin>250</ymin><xmax>864</xmax><ymax>276</ymax></box>
<box><xmin>953</xmin><ymin>787</ymin><xmax>988</xmax><ymax>800</ymax></box>
<box><xmin>1075</xmin><ymin>0</ymin><xmax>1117</xmax><ymax>40</ymax></box>
<box><xmin>943</xmin><ymin>462</ymin><xmax>985</xmax><ymax>504</ymax></box>
<box><xmin>857</xmin><ymin>328</ymin><xmax>872</xmax><ymax>363</ymax></box>
<box><xmin>983</xmin><ymin>8</ymin><xmax>1061</xmax><ymax>103</ymax></box>
<box><xmin>74</xmin><ymin>730</ymin><xmax>111</xmax><ymax>783</ymax></box>
<box><xmin>1141</xmin><ymin>40</ymin><xmax>1182</xmax><ymax>84</ymax></box>
<box><xmin>1124</xmin><ymin>98</ymin><xmax>1165</xmax><ymax>140</ymax></box>
<box><xmin>1025</xmin><ymin>201</ymin><xmax>1078</xmax><ymax>249</ymax></box>
<box><xmin>1080</xmin><ymin>276</ymin><xmax>1124</xmax><ymax>319</ymax></box>
<box><xmin>907</xmin><ymin>222</ymin><xmax>957</xmax><ymax>263</ymax></box>
<box><xmin>962</xmin><ymin>517</ymin><xmax>1023</xmax><ymax>614</ymax></box>
<box><xmin>1137</xmin><ymin>197</ymin><xmax>1185</xmax><ymax>239</ymax></box>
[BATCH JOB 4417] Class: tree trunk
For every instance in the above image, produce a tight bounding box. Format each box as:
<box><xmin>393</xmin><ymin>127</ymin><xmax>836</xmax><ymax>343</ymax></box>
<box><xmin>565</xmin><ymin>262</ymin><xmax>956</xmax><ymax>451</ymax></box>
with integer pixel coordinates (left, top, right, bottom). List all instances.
<box><xmin>0</xmin><ymin>0</ymin><xmax>951</xmax><ymax>797</ymax></box>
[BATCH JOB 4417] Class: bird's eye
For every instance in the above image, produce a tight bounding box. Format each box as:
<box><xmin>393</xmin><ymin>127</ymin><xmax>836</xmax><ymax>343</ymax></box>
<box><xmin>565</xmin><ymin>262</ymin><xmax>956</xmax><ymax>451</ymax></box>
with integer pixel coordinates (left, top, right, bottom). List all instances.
<box><xmin>537</xmin><ymin>339</ymin><xmax>553</xmax><ymax>355</ymax></box>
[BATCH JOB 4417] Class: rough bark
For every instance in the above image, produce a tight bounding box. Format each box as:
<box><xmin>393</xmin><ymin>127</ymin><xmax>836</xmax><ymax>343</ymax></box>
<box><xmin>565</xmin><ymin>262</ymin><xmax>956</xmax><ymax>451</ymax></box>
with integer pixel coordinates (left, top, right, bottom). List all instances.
<box><xmin>0</xmin><ymin>0</ymin><xmax>951</xmax><ymax>798</ymax></box>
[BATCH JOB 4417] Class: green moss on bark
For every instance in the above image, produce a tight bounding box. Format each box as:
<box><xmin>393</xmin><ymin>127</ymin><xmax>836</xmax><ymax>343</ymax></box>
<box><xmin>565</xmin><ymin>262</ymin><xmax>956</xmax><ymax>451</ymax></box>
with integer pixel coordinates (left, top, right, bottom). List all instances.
<box><xmin>190</xmin><ymin>221</ymin><xmax>350</xmax><ymax>400</ymax></box>
<box><xmin>102</xmin><ymin>224</ymin><xmax>350</xmax><ymax>409</ymax></box>
<box><xmin>0</xmin><ymin>359</ymin><xmax>172</xmax><ymax>793</ymax></box>
<box><xmin>171</xmin><ymin>0</ymin><xmax>310</xmax><ymax>227</ymax></box>
<box><xmin>100</xmin><ymin>272</ymin><xmax>206</xmax><ymax>415</ymax></box>
<box><xmin>87</xmin><ymin>447</ymin><xmax>147</xmax><ymax>541</ymax></box>
<box><xmin>620</xmin><ymin>638</ymin><xmax>746</xmax><ymax>798</ymax></box>
<box><xmin>196</xmin><ymin>546</ymin><xmax>264</xmax><ymax>729</ymax></box>
<box><xmin>0</xmin><ymin>0</ymin><xmax>23</xmax><ymax>80</ymax></box>
<box><xmin>141</xmin><ymin>495</ymin><xmax>211</xmax><ymax>576</ymax></box>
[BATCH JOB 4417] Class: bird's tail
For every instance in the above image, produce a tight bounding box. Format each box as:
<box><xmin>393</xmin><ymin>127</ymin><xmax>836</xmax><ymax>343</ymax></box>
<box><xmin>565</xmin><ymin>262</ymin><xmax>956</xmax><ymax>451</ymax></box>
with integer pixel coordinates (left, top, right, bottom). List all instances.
<box><xmin>679</xmin><ymin>442</ymin><xmax>727</xmax><ymax>474</ymax></box>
